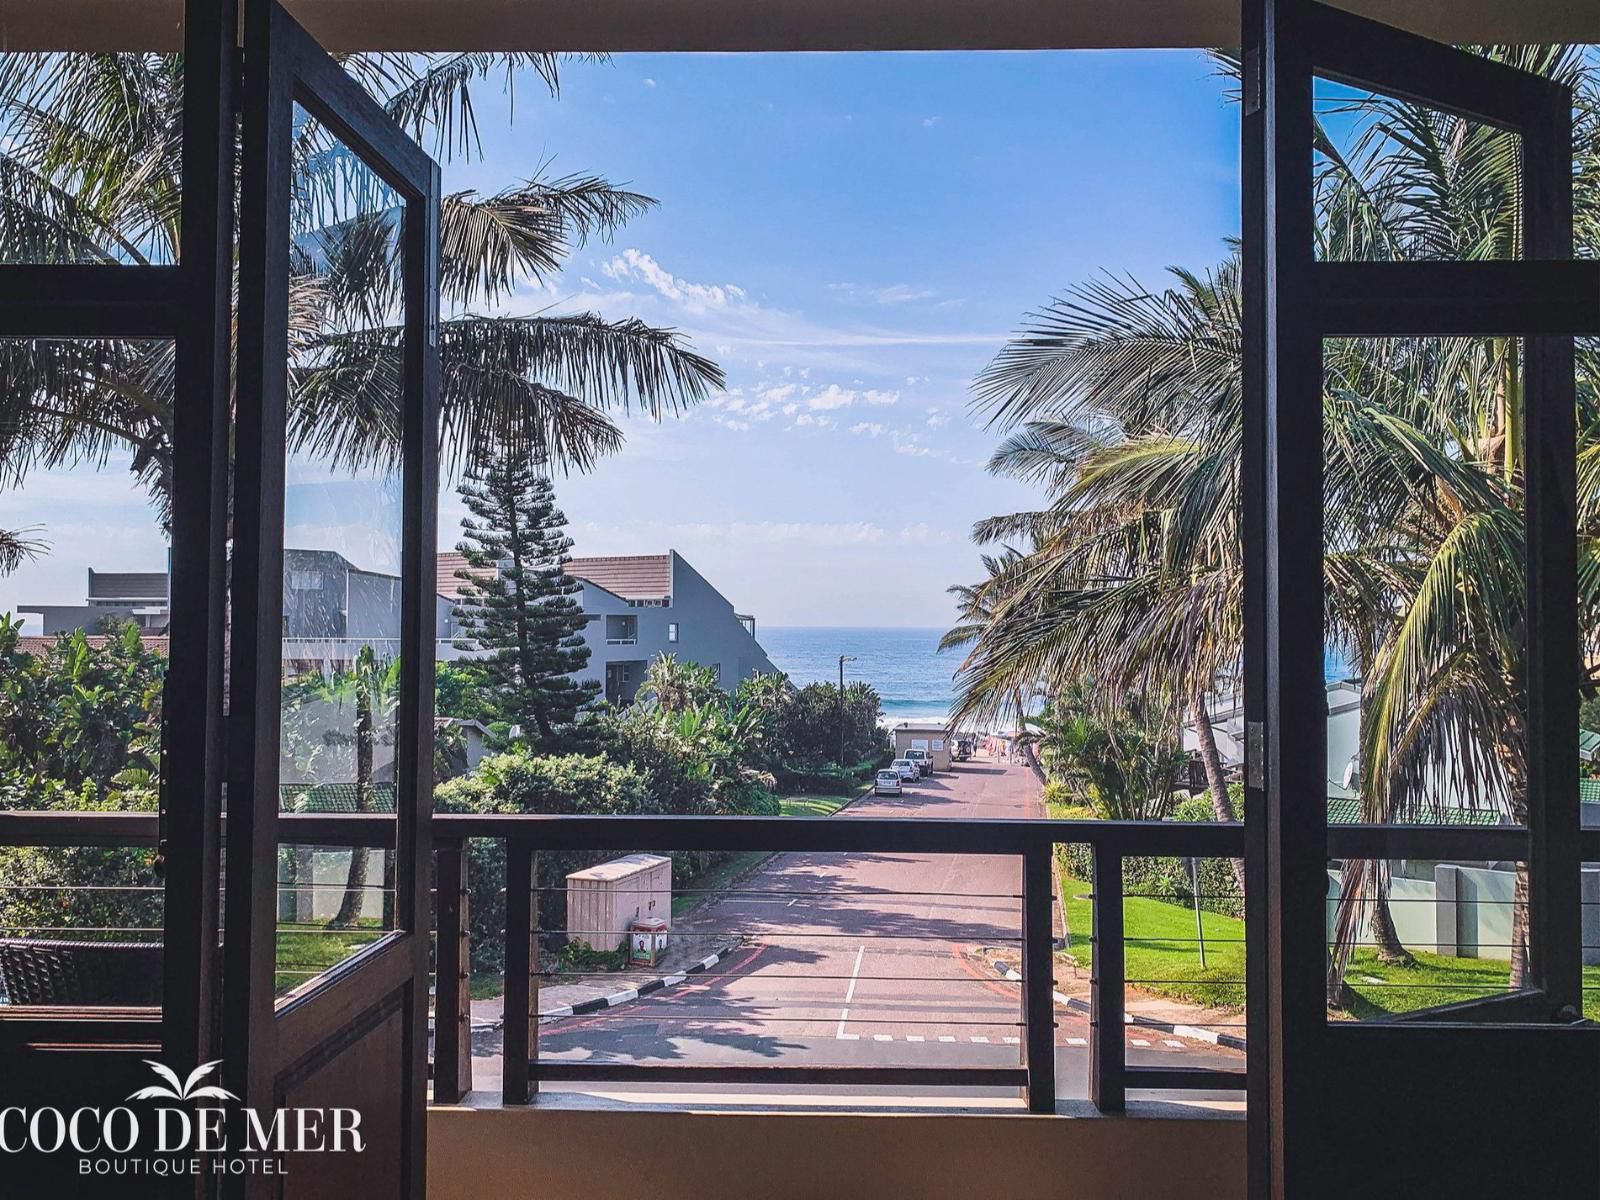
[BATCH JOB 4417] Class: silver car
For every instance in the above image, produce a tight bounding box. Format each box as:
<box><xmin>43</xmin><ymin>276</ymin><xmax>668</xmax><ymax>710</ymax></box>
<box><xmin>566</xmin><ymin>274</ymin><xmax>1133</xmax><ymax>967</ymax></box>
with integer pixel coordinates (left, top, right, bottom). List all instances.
<box><xmin>874</xmin><ymin>769</ymin><xmax>903</xmax><ymax>796</ymax></box>
<box><xmin>890</xmin><ymin>758</ymin><xmax>918</xmax><ymax>784</ymax></box>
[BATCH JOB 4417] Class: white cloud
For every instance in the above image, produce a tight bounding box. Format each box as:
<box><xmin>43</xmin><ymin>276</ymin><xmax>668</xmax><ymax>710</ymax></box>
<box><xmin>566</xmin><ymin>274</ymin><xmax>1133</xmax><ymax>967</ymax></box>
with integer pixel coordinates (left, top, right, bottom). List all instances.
<box><xmin>828</xmin><ymin>282</ymin><xmax>937</xmax><ymax>306</ymax></box>
<box><xmin>926</xmin><ymin>410</ymin><xmax>950</xmax><ymax>429</ymax></box>
<box><xmin>793</xmin><ymin>412</ymin><xmax>836</xmax><ymax>430</ymax></box>
<box><xmin>600</xmin><ymin>249</ymin><xmax>746</xmax><ymax>313</ymax></box>
<box><xmin>892</xmin><ymin>432</ymin><xmax>933</xmax><ymax>458</ymax></box>
<box><xmin>849</xmin><ymin>422</ymin><xmax>888</xmax><ymax>437</ymax></box>
<box><xmin>863</xmin><ymin>389</ymin><xmax>899</xmax><ymax>407</ymax></box>
<box><xmin>922</xmin><ymin>116</ymin><xmax>940</xmax><ymax>128</ymax></box>
<box><xmin>807</xmin><ymin>384</ymin><xmax>856</xmax><ymax>411</ymax></box>
<box><xmin>642</xmin><ymin>78</ymin><xmax>657</xmax><ymax>88</ymax></box>
<box><xmin>899</xmin><ymin>523</ymin><xmax>955</xmax><ymax>546</ymax></box>
<box><xmin>571</xmin><ymin>518</ymin><xmax>891</xmax><ymax>549</ymax></box>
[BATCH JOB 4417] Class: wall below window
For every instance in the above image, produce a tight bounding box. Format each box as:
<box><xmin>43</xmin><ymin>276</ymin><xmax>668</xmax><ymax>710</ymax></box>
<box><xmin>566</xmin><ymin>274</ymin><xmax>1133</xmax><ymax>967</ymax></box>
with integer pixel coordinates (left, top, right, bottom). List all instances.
<box><xmin>427</xmin><ymin>1100</ymin><xmax>1246</xmax><ymax>1199</ymax></box>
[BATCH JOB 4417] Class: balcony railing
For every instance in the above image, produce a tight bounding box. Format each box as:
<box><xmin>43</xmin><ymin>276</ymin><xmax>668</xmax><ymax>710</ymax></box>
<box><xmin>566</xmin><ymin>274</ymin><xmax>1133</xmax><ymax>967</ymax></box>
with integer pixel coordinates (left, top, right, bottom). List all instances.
<box><xmin>1</xmin><ymin>810</ymin><xmax>1586</xmax><ymax>1115</ymax></box>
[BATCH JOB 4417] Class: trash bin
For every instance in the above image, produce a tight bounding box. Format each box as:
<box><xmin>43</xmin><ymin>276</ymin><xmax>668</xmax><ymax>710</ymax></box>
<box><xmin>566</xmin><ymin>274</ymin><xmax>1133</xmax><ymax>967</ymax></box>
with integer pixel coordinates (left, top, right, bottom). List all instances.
<box><xmin>629</xmin><ymin>917</ymin><xmax>669</xmax><ymax>967</ymax></box>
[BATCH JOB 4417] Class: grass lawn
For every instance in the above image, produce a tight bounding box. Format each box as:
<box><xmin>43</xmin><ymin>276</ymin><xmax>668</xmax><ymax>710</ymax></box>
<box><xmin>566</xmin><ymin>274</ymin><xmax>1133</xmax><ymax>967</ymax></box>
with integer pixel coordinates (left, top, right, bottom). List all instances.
<box><xmin>778</xmin><ymin>793</ymin><xmax>853</xmax><ymax>818</ymax></box>
<box><xmin>274</xmin><ymin>920</ymin><xmax>385</xmax><ymax>994</ymax></box>
<box><xmin>671</xmin><ymin>849</ymin><xmax>770</xmax><ymax>919</ymax></box>
<box><xmin>1057</xmin><ymin>872</ymin><xmax>1600</xmax><ymax>1020</ymax></box>
<box><xmin>1059</xmin><ymin>875</ymin><xmax>1248</xmax><ymax>1010</ymax></box>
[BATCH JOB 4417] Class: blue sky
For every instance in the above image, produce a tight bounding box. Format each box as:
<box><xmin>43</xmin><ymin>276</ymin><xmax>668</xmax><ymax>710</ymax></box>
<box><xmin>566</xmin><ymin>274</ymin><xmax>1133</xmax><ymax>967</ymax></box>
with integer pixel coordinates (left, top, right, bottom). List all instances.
<box><xmin>0</xmin><ymin>50</ymin><xmax>1240</xmax><ymax>631</ymax></box>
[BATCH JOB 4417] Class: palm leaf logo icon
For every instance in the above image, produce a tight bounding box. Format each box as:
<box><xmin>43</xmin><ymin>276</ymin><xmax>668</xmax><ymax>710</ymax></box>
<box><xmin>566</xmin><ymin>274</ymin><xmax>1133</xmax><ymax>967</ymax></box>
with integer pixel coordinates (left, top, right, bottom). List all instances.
<box><xmin>127</xmin><ymin>1059</ymin><xmax>239</xmax><ymax>1103</ymax></box>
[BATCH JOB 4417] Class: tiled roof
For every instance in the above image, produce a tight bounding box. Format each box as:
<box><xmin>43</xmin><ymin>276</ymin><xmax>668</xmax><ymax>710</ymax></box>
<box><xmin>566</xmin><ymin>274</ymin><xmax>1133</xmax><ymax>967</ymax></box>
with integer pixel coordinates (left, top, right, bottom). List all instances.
<box><xmin>564</xmin><ymin>554</ymin><xmax>672</xmax><ymax>600</ymax></box>
<box><xmin>1326</xmin><ymin>796</ymin><xmax>1503</xmax><ymax>826</ymax></box>
<box><xmin>436</xmin><ymin>552</ymin><xmax>493</xmax><ymax>600</ymax></box>
<box><xmin>14</xmin><ymin>634</ymin><xmax>170</xmax><ymax>657</ymax></box>
<box><xmin>1581</xmin><ymin>778</ymin><xmax>1600</xmax><ymax>805</ymax></box>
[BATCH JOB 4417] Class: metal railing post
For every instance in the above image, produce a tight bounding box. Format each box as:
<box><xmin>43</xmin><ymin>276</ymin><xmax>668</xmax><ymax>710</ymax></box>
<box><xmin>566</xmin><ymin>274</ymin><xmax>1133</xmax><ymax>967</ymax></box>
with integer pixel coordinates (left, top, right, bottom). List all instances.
<box><xmin>432</xmin><ymin>841</ymin><xmax>471</xmax><ymax>1103</ymax></box>
<box><xmin>1022</xmin><ymin>842</ymin><xmax>1057</xmax><ymax>1113</ymax></box>
<box><xmin>502</xmin><ymin>839</ymin><xmax>533</xmax><ymax>1105</ymax></box>
<box><xmin>1090</xmin><ymin>845</ymin><xmax>1126</xmax><ymax>1114</ymax></box>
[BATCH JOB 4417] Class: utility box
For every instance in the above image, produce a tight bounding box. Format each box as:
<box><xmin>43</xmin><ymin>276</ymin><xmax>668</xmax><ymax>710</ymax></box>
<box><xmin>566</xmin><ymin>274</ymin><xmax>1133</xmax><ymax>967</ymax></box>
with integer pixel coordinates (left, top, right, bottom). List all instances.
<box><xmin>629</xmin><ymin>917</ymin><xmax>670</xmax><ymax>967</ymax></box>
<box><xmin>565</xmin><ymin>853</ymin><xmax>672</xmax><ymax>954</ymax></box>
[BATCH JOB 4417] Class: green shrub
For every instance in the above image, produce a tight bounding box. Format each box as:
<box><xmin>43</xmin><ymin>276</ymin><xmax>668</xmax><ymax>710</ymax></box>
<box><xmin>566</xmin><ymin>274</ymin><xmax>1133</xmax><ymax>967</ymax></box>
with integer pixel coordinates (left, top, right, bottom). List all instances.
<box><xmin>436</xmin><ymin>751</ymin><xmax>656</xmax><ymax>976</ymax></box>
<box><xmin>1054</xmin><ymin>791</ymin><xmax>1243</xmax><ymax>920</ymax></box>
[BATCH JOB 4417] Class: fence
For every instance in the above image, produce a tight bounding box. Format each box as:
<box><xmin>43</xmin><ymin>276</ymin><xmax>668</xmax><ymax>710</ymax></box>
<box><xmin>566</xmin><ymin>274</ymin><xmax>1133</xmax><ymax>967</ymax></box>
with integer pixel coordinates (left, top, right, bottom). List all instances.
<box><xmin>2</xmin><ymin>811</ymin><xmax>1593</xmax><ymax>1115</ymax></box>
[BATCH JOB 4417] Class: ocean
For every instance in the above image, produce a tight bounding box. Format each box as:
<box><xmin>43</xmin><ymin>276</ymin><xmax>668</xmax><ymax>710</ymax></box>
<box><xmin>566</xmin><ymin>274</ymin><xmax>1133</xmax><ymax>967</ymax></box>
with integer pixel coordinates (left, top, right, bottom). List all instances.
<box><xmin>759</xmin><ymin>626</ymin><xmax>1358</xmax><ymax>729</ymax></box>
<box><xmin>759</xmin><ymin>627</ymin><xmax>957</xmax><ymax>727</ymax></box>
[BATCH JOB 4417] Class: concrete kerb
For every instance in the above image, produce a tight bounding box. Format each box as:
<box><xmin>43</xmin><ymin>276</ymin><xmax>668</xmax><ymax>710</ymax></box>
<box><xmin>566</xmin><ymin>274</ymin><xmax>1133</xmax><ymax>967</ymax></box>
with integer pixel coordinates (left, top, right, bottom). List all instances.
<box><xmin>985</xmin><ymin>958</ymin><xmax>1248</xmax><ymax>1052</ymax></box>
<box><xmin>536</xmin><ymin>936</ymin><xmax>746</xmax><ymax>1023</ymax></box>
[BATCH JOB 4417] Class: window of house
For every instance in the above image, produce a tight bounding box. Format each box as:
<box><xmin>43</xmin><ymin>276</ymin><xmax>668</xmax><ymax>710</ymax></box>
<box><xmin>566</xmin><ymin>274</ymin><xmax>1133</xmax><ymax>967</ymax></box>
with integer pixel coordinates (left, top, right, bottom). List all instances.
<box><xmin>668</xmin><ymin>622</ymin><xmax>679</xmax><ymax>643</ymax></box>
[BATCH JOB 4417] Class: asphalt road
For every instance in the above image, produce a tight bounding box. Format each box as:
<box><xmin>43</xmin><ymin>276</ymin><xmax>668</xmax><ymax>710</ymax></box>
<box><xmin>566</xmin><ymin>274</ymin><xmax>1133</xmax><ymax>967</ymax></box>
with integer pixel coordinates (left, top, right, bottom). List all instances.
<box><xmin>503</xmin><ymin>752</ymin><xmax>1244</xmax><ymax>1105</ymax></box>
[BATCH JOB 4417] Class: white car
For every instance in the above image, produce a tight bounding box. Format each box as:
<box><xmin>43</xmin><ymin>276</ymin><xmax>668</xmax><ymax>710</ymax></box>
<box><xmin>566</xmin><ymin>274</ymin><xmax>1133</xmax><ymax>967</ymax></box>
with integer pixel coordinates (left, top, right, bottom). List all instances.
<box><xmin>874</xmin><ymin>769</ymin><xmax>903</xmax><ymax>796</ymax></box>
<box><xmin>890</xmin><ymin>758</ymin><xmax>918</xmax><ymax>784</ymax></box>
<box><xmin>904</xmin><ymin>748</ymin><xmax>932</xmax><ymax>777</ymax></box>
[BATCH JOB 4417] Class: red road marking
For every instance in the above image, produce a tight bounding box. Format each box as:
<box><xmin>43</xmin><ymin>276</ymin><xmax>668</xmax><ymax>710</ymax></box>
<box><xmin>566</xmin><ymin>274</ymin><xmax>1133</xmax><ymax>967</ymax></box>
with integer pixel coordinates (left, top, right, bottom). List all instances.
<box><xmin>950</xmin><ymin>942</ymin><xmax>1026</xmax><ymax>1004</ymax></box>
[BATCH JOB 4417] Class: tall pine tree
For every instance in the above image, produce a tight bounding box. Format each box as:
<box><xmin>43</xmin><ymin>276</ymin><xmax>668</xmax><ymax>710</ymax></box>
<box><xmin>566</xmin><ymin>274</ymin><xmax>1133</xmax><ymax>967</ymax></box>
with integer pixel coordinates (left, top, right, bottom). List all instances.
<box><xmin>453</xmin><ymin>457</ymin><xmax>599</xmax><ymax>748</ymax></box>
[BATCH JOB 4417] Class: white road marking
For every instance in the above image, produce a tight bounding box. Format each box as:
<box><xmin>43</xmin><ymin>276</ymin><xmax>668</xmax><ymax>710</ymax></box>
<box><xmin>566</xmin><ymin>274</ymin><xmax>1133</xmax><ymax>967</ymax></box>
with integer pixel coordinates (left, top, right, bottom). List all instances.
<box><xmin>835</xmin><ymin>943</ymin><xmax>866</xmax><ymax>1039</ymax></box>
<box><xmin>939</xmin><ymin>1036</ymin><xmax>957</xmax><ymax>1043</ymax></box>
<box><xmin>970</xmin><ymin>1036</ymin><xmax>990</xmax><ymax>1044</ymax></box>
<box><xmin>835</xmin><ymin>1033</ymin><xmax>860</xmax><ymax>1041</ymax></box>
<box><xmin>906</xmin><ymin>1035</ymin><xmax>925</xmax><ymax>1043</ymax></box>
<box><xmin>1003</xmin><ymin>1037</ymin><xmax>1020</xmax><ymax>1045</ymax></box>
<box><xmin>1067</xmin><ymin>1037</ymin><xmax>1087</xmax><ymax>1046</ymax></box>
<box><xmin>1164</xmin><ymin>1039</ymin><xmax>1184</xmax><ymax>1048</ymax></box>
<box><xmin>1131</xmin><ymin>1038</ymin><xmax>1151</xmax><ymax>1047</ymax></box>
<box><xmin>874</xmin><ymin>1034</ymin><xmax>893</xmax><ymax>1042</ymax></box>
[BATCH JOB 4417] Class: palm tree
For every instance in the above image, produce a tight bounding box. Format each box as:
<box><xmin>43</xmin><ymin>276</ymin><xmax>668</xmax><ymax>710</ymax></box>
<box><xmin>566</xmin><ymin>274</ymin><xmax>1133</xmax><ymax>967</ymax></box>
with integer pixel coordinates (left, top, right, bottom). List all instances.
<box><xmin>0</xmin><ymin>52</ymin><xmax>723</xmax><ymax>527</ymax></box>
<box><xmin>955</xmin><ymin>263</ymin><xmax>1248</xmax><ymax>892</ymax></box>
<box><xmin>959</xmin><ymin>44</ymin><xmax>1600</xmax><ymax>1003</ymax></box>
<box><xmin>940</xmin><ymin>546</ymin><xmax>1028</xmax><ymax>725</ymax></box>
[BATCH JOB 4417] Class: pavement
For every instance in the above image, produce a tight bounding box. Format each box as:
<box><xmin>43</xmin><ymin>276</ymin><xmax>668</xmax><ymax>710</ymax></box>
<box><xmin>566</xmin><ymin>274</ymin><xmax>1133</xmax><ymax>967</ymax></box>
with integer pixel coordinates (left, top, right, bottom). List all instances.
<box><xmin>465</xmin><ymin>751</ymin><xmax>1243</xmax><ymax>1104</ymax></box>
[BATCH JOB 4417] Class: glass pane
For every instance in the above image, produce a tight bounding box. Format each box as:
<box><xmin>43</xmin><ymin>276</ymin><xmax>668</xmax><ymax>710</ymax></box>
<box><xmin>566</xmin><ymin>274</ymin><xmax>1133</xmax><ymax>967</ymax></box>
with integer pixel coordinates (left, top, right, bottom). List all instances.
<box><xmin>1313</xmin><ymin>78</ymin><xmax>1521</xmax><ymax>263</ymax></box>
<box><xmin>0</xmin><ymin>336</ymin><xmax>175</xmax><ymax>1008</ymax></box>
<box><xmin>0</xmin><ymin>54</ymin><xmax>183</xmax><ymax>265</ymax></box>
<box><xmin>1323</xmin><ymin>336</ymin><xmax>1527</xmax><ymax>1020</ymax></box>
<box><xmin>275</xmin><ymin>104</ymin><xmax>407</xmax><ymax>1002</ymax></box>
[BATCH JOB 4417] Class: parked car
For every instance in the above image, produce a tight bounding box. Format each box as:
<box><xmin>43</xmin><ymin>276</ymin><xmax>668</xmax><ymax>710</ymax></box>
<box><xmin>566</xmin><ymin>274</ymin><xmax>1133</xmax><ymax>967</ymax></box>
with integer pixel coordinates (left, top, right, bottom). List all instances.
<box><xmin>890</xmin><ymin>758</ymin><xmax>918</xmax><ymax>784</ymax></box>
<box><xmin>874</xmin><ymin>769</ymin><xmax>903</xmax><ymax>797</ymax></box>
<box><xmin>905</xmin><ymin>748</ymin><xmax>932</xmax><ymax>777</ymax></box>
<box><xmin>952</xmin><ymin>739</ymin><xmax>972</xmax><ymax>763</ymax></box>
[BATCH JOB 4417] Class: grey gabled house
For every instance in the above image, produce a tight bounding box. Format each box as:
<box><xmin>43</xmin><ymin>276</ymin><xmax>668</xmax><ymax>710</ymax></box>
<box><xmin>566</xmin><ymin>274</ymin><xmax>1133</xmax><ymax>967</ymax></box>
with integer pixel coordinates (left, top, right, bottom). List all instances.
<box><xmin>436</xmin><ymin>548</ymin><xmax>776</xmax><ymax>706</ymax></box>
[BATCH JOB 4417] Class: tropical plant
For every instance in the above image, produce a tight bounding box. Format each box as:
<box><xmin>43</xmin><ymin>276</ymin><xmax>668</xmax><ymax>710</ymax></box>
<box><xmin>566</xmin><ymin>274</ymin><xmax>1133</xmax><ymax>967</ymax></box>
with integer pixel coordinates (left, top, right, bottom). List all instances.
<box><xmin>636</xmin><ymin>654</ymin><xmax>724</xmax><ymax>714</ymax></box>
<box><xmin>0</xmin><ymin>617</ymin><xmax>165</xmax><ymax>948</ymax></box>
<box><xmin>0</xmin><ymin>52</ymin><xmax>722</xmax><ymax>529</ymax></box>
<box><xmin>1024</xmin><ymin>685</ymin><xmax>1187</xmax><ymax>822</ymax></box>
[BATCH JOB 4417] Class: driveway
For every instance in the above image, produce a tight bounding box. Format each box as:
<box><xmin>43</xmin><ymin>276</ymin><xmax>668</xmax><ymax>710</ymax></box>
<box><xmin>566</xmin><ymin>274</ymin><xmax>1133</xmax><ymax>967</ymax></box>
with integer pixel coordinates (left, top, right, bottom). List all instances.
<box><xmin>470</xmin><ymin>752</ymin><xmax>1242</xmax><ymax>1102</ymax></box>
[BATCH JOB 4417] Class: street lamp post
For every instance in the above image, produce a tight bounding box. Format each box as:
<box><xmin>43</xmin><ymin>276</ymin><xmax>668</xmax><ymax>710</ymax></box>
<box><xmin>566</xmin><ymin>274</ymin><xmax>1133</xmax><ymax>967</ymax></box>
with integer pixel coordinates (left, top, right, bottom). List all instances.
<box><xmin>837</xmin><ymin>654</ymin><xmax>857</xmax><ymax>767</ymax></box>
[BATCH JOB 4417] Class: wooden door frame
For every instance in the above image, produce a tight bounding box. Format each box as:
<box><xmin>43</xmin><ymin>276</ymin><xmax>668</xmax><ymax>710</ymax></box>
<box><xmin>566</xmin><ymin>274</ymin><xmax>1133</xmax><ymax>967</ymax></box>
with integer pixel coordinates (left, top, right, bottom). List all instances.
<box><xmin>229</xmin><ymin>1</ymin><xmax>440</xmax><ymax>1194</ymax></box>
<box><xmin>1241</xmin><ymin>1</ymin><xmax>1599</xmax><ymax>1195</ymax></box>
